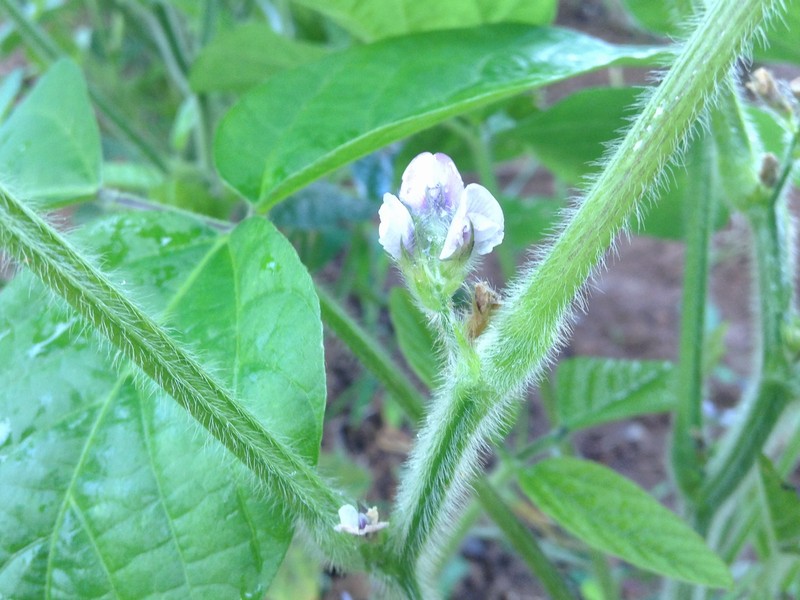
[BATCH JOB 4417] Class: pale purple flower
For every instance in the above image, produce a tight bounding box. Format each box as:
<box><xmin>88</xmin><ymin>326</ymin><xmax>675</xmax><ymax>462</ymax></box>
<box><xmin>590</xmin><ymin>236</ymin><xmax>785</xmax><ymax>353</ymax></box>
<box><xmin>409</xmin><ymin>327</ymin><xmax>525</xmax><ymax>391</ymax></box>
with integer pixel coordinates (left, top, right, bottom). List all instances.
<box><xmin>399</xmin><ymin>152</ymin><xmax>464</xmax><ymax>213</ymax></box>
<box><xmin>440</xmin><ymin>183</ymin><xmax>505</xmax><ymax>260</ymax></box>
<box><xmin>378</xmin><ymin>152</ymin><xmax>503</xmax><ymax>261</ymax></box>
<box><xmin>378</xmin><ymin>193</ymin><xmax>414</xmax><ymax>260</ymax></box>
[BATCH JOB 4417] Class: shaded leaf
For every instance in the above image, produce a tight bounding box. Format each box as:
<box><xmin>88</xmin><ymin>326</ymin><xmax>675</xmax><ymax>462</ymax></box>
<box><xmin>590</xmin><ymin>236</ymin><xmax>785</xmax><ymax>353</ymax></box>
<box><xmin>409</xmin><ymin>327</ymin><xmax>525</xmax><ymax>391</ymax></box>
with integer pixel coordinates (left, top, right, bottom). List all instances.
<box><xmin>292</xmin><ymin>0</ymin><xmax>558</xmax><ymax>41</ymax></box>
<box><xmin>0</xmin><ymin>59</ymin><xmax>101</xmax><ymax>205</ymax></box>
<box><xmin>0</xmin><ymin>212</ymin><xmax>326</xmax><ymax>598</ymax></box>
<box><xmin>214</xmin><ymin>24</ymin><xmax>667</xmax><ymax>209</ymax></box>
<box><xmin>189</xmin><ymin>23</ymin><xmax>328</xmax><ymax>93</ymax></box>
<box><xmin>556</xmin><ymin>357</ymin><xmax>675</xmax><ymax>430</ymax></box>
<box><xmin>520</xmin><ymin>458</ymin><xmax>733</xmax><ymax>587</ymax></box>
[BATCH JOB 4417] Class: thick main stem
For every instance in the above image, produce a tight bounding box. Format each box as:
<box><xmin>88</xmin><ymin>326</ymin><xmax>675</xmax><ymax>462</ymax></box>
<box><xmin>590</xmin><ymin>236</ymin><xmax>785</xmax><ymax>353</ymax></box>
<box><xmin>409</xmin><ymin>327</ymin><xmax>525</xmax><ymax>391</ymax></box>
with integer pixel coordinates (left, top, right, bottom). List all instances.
<box><xmin>390</xmin><ymin>0</ymin><xmax>782</xmax><ymax>591</ymax></box>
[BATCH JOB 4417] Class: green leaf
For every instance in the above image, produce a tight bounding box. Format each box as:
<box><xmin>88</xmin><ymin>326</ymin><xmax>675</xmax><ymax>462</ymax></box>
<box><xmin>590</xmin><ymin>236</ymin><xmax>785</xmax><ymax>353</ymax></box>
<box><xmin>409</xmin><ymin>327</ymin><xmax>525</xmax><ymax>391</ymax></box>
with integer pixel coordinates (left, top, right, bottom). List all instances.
<box><xmin>499</xmin><ymin>86</ymin><xmax>640</xmax><ymax>183</ymax></box>
<box><xmin>189</xmin><ymin>23</ymin><xmax>328</xmax><ymax>93</ymax></box>
<box><xmin>0</xmin><ymin>59</ymin><xmax>101</xmax><ymax>205</ymax></box>
<box><xmin>0</xmin><ymin>212</ymin><xmax>326</xmax><ymax>597</ymax></box>
<box><xmin>620</xmin><ymin>0</ymin><xmax>683</xmax><ymax>36</ymax></box>
<box><xmin>757</xmin><ymin>456</ymin><xmax>800</xmax><ymax>553</ymax></box>
<box><xmin>388</xmin><ymin>287</ymin><xmax>440</xmax><ymax>388</ymax></box>
<box><xmin>520</xmin><ymin>458</ymin><xmax>733</xmax><ymax>587</ymax></box>
<box><xmin>555</xmin><ymin>357</ymin><xmax>675</xmax><ymax>430</ymax></box>
<box><xmin>214</xmin><ymin>24</ymin><xmax>667</xmax><ymax>209</ymax></box>
<box><xmin>754</xmin><ymin>2</ymin><xmax>800</xmax><ymax>64</ymax></box>
<box><xmin>292</xmin><ymin>0</ymin><xmax>558</xmax><ymax>41</ymax></box>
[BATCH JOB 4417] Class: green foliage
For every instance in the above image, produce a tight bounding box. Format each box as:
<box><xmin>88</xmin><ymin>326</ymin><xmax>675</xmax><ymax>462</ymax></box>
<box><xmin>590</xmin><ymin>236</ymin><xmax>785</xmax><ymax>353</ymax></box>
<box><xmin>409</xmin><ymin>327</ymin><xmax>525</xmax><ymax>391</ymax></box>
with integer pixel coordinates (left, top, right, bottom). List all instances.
<box><xmin>0</xmin><ymin>212</ymin><xmax>327</xmax><ymax>597</ymax></box>
<box><xmin>555</xmin><ymin>358</ymin><xmax>675</xmax><ymax>430</ymax></box>
<box><xmin>215</xmin><ymin>25</ymin><xmax>666</xmax><ymax>208</ymax></box>
<box><xmin>291</xmin><ymin>0</ymin><xmax>558</xmax><ymax>41</ymax></box>
<box><xmin>189</xmin><ymin>23</ymin><xmax>328</xmax><ymax>93</ymax></box>
<box><xmin>520</xmin><ymin>457</ymin><xmax>733</xmax><ymax>587</ymax></box>
<box><xmin>0</xmin><ymin>0</ymin><xmax>797</xmax><ymax>597</ymax></box>
<box><xmin>0</xmin><ymin>59</ymin><xmax>101</xmax><ymax>205</ymax></box>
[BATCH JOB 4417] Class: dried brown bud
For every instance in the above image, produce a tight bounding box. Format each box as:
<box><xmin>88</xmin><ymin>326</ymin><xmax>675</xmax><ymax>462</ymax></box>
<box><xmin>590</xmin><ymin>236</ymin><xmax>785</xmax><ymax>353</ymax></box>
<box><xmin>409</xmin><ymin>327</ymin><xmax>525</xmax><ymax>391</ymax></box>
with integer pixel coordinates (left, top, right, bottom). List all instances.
<box><xmin>467</xmin><ymin>281</ymin><xmax>501</xmax><ymax>340</ymax></box>
<box><xmin>790</xmin><ymin>77</ymin><xmax>800</xmax><ymax>102</ymax></box>
<box><xmin>759</xmin><ymin>152</ymin><xmax>780</xmax><ymax>188</ymax></box>
<box><xmin>747</xmin><ymin>68</ymin><xmax>792</xmax><ymax>114</ymax></box>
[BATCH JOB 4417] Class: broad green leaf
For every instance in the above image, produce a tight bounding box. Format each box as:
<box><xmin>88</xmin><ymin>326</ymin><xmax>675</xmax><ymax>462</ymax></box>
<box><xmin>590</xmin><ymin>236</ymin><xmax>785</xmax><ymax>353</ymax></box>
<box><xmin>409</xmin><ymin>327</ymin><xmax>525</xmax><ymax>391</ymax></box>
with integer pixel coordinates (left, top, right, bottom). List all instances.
<box><xmin>292</xmin><ymin>0</ymin><xmax>558</xmax><ymax>41</ymax></box>
<box><xmin>214</xmin><ymin>24</ymin><xmax>667</xmax><ymax>209</ymax></box>
<box><xmin>499</xmin><ymin>86</ymin><xmax>640</xmax><ymax>183</ymax></box>
<box><xmin>189</xmin><ymin>23</ymin><xmax>328</xmax><ymax>93</ymax></box>
<box><xmin>0</xmin><ymin>59</ymin><xmax>101</xmax><ymax>205</ymax></box>
<box><xmin>556</xmin><ymin>358</ymin><xmax>675</xmax><ymax>430</ymax></box>
<box><xmin>0</xmin><ymin>212</ymin><xmax>326</xmax><ymax>598</ymax></box>
<box><xmin>757</xmin><ymin>456</ymin><xmax>800</xmax><ymax>553</ymax></box>
<box><xmin>520</xmin><ymin>458</ymin><xmax>733</xmax><ymax>587</ymax></box>
<box><xmin>556</xmin><ymin>357</ymin><xmax>675</xmax><ymax>430</ymax></box>
<box><xmin>388</xmin><ymin>287</ymin><xmax>440</xmax><ymax>388</ymax></box>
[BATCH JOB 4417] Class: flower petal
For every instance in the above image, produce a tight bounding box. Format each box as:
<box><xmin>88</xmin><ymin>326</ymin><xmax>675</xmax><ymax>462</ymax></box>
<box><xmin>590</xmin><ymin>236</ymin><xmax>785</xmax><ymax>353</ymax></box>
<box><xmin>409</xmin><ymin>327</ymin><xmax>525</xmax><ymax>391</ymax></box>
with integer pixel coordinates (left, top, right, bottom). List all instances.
<box><xmin>400</xmin><ymin>152</ymin><xmax>464</xmax><ymax>213</ymax></box>
<box><xmin>335</xmin><ymin>504</ymin><xmax>361</xmax><ymax>534</ymax></box>
<box><xmin>379</xmin><ymin>193</ymin><xmax>414</xmax><ymax>260</ymax></box>
<box><xmin>463</xmin><ymin>184</ymin><xmax>504</xmax><ymax>255</ymax></box>
<box><xmin>439</xmin><ymin>198</ymin><xmax>470</xmax><ymax>260</ymax></box>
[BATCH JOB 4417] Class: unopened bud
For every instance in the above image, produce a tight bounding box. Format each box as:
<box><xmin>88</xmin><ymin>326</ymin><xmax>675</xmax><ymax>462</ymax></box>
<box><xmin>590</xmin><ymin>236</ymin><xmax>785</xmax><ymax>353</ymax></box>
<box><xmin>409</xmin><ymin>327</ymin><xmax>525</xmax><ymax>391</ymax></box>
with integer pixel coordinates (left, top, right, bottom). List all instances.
<box><xmin>759</xmin><ymin>152</ymin><xmax>780</xmax><ymax>188</ymax></box>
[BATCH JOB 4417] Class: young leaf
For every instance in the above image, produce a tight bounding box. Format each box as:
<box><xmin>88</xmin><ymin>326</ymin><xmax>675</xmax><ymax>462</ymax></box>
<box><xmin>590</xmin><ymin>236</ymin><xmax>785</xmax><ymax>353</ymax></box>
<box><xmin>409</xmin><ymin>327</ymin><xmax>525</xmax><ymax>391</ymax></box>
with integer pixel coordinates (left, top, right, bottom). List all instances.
<box><xmin>388</xmin><ymin>287</ymin><xmax>441</xmax><ymax>389</ymax></box>
<box><xmin>0</xmin><ymin>59</ymin><xmax>101</xmax><ymax>205</ymax></box>
<box><xmin>520</xmin><ymin>458</ymin><xmax>733</xmax><ymax>588</ymax></box>
<box><xmin>214</xmin><ymin>24</ymin><xmax>666</xmax><ymax>209</ymax></box>
<box><xmin>0</xmin><ymin>212</ymin><xmax>326</xmax><ymax>598</ymax></box>
<box><xmin>292</xmin><ymin>0</ymin><xmax>557</xmax><ymax>41</ymax></box>
<box><xmin>556</xmin><ymin>357</ymin><xmax>675</xmax><ymax>430</ymax></box>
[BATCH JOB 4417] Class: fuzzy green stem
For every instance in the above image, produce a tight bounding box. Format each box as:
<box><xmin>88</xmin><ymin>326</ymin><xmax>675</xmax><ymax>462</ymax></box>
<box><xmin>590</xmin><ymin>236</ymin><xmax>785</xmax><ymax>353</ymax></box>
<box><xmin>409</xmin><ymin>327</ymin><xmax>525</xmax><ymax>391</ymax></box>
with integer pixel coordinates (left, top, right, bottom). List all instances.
<box><xmin>670</xmin><ymin>135</ymin><xmax>717</xmax><ymax>501</ymax></box>
<box><xmin>481</xmin><ymin>0</ymin><xmax>779</xmax><ymax>395</ymax></box>
<box><xmin>390</xmin><ymin>0</ymin><xmax>784</xmax><ymax>589</ymax></box>
<box><xmin>0</xmin><ymin>184</ymin><xmax>359</xmax><ymax>563</ymax></box>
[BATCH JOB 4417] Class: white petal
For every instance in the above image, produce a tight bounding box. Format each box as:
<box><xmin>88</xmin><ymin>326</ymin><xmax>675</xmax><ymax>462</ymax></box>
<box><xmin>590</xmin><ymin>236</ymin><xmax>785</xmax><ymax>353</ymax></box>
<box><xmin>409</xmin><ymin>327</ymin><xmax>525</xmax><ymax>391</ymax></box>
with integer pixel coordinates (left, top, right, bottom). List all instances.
<box><xmin>463</xmin><ymin>184</ymin><xmax>504</xmax><ymax>255</ymax></box>
<box><xmin>334</xmin><ymin>504</ymin><xmax>360</xmax><ymax>534</ymax></box>
<box><xmin>378</xmin><ymin>193</ymin><xmax>414</xmax><ymax>260</ymax></box>
<box><xmin>439</xmin><ymin>198</ymin><xmax>470</xmax><ymax>260</ymax></box>
<box><xmin>400</xmin><ymin>152</ymin><xmax>464</xmax><ymax>213</ymax></box>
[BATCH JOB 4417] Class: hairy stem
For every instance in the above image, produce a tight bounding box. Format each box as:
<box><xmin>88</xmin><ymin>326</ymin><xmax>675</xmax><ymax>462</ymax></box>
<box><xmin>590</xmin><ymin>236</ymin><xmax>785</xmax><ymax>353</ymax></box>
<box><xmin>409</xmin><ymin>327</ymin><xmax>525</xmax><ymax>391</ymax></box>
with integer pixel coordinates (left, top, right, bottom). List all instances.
<box><xmin>0</xmin><ymin>184</ymin><xmax>359</xmax><ymax>563</ymax></box>
<box><xmin>390</xmin><ymin>0</ymin><xmax>784</xmax><ymax>589</ymax></box>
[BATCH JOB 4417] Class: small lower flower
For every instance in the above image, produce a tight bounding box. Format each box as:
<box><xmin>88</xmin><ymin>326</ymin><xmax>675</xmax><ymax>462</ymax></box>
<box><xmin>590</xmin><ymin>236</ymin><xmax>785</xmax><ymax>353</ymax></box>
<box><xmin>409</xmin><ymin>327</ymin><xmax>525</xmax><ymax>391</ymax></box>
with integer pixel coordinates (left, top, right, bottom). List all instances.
<box><xmin>334</xmin><ymin>504</ymin><xmax>389</xmax><ymax>536</ymax></box>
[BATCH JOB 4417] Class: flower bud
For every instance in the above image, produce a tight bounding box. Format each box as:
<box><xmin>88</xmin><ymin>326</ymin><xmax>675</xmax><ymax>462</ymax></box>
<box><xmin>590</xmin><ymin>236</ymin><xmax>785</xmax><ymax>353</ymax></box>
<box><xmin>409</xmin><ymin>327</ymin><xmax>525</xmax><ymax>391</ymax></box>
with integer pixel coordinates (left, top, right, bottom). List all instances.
<box><xmin>377</xmin><ymin>152</ymin><xmax>504</xmax><ymax>311</ymax></box>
